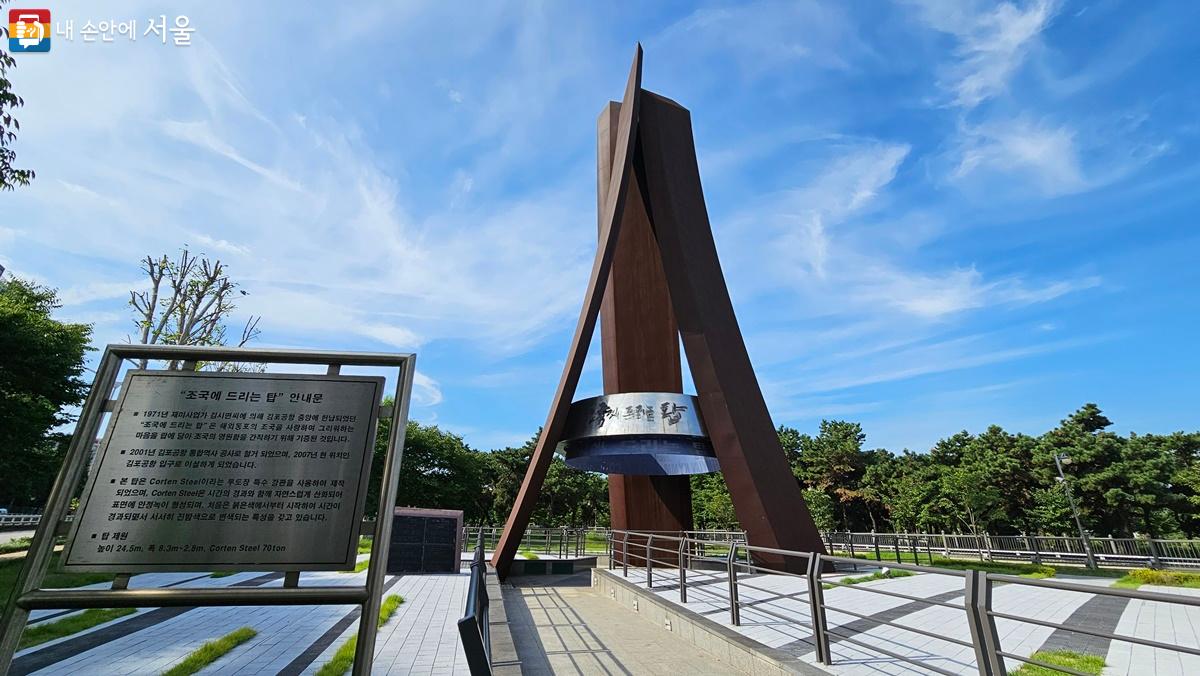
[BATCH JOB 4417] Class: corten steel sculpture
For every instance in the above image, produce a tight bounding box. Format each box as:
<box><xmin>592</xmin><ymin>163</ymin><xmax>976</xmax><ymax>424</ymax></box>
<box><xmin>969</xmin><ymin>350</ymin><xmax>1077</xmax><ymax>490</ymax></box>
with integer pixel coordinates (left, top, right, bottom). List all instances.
<box><xmin>492</xmin><ymin>46</ymin><xmax>826</xmax><ymax>578</ymax></box>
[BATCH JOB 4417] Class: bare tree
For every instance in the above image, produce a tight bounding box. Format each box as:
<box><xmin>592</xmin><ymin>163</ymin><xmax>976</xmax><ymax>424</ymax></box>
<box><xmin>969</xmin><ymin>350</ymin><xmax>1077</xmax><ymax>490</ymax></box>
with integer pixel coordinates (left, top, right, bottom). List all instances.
<box><xmin>129</xmin><ymin>249</ymin><xmax>262</xmax><ymax>370</ymax></box>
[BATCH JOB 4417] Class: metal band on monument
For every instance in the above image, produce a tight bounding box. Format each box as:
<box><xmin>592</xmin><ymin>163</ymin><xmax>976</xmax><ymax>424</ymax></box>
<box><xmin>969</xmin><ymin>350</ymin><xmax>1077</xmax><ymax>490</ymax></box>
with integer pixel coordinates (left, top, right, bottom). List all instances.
<box><xmin>559</xmin><ymin>393</ymin><xmax>720</xmax><ymax>476</ymax></box>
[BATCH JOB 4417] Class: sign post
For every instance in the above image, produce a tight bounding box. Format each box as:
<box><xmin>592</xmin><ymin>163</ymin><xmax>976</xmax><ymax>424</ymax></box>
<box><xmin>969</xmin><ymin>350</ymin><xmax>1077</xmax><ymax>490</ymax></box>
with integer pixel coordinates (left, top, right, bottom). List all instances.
<box><xmin>0</xmin><ymin>344</ymin><xmax>416</xmax><ymax>676</ymax></box>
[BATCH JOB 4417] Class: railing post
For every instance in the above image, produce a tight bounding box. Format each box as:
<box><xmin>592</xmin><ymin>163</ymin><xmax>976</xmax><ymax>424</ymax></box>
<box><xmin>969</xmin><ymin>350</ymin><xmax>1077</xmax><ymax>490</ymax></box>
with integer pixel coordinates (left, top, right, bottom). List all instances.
<box><xmin>964</xmin><ymin>570</ymin><xmax>1006</xmax><ymax>675</ymax></box>
<box><xmin>727</xmin><ymin>543</ymin><xmax>741</xmax><ymax>626</ymax></box>
<box><xmin>646</xmin><ymin>534</ymin><xmax>654</xmax><ymax>588</ymax></box>
<box><xmin>872</xmin><ymin>530</ymin><xmax>881</xmax><ymax>561</ymax></box>
<box><xmin>983</xmin><ymin>531</ymin><xmax>993</xmax><ymax>561</ymax></box>
<box><xmin>1148</xmin><ymin>537</ymin><xmax>1163</xmax><ymax>569</ymax></box>
<box><xmin>607</xmin><ymin>531</ymin><xmax>614</xmax><ymax>570</ymax></box>
<box><xmin>942</xmin><ymin>530</ymin><xmax>950</xmax><ymax>556</ymax></box>
<box><xmin>678</xmin><ymin>538</ymin><xmax>688</xmax><ymax>603</ymax></box>
<box><xmin>893</xmin><ymin>534</ymin><xmax>902</xmax><ymax>564</ymax></box>
<box><xmin>1027</xmin><ymin>532</ymin><xmax>1041</xmax><ymax>565</ymax></box>
<box><xmin>622</xmin><ymin>533</ymin><xmax>629</xmax><ymax>577</ymax></box>
<box><xmin>805</xmin><ymin>553</ymin><xmax>832</xmax><ymax>665</ymax></box>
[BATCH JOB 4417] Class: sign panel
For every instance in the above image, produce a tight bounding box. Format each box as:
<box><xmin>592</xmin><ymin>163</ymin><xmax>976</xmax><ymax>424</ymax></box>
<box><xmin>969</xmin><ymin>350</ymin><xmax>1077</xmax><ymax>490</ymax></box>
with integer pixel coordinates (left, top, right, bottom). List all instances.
<box><xmin>63</xmin><ymin>370</ymin><xmax>384</xmax><ymax>572</ymax></box>
<box><xmin>386</xmin><ymin>507</ymin><xmax>462</xmax><ymax>574</ymax></box>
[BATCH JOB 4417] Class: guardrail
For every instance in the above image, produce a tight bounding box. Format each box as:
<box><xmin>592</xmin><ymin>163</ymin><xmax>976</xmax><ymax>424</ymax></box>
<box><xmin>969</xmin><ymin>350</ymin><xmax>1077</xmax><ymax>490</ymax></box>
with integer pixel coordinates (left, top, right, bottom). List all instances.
<box><xmin>0</xmin><ymin>515</ymin><xmax>42</xmax><ymax>528</ymax></box>
<box><xmin>456</xmin><ymin>540</ymin><xmax>491</xmax><ymax>675</ymax></box>
<box><xmin>460</xmin><ymin>526</ymin><xmax>744</xmax><ymax>559</ymax></box>
<box><xmin>822</xmin><ymin>530</ymin><xmax>1200</xmax><ymax>570</ymax></box>
<box><xmin>607</xmin><ymin>529</ymin><xmax>1200</xmax><ymax>676</ymax></box>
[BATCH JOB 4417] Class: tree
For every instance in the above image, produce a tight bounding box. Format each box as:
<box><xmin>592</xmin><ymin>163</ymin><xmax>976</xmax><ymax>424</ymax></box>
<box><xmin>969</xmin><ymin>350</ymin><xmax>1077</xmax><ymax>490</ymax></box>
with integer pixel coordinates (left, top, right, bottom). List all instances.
<box><xmin>0</xmin><ymin>278</ymin><xmax>90</xmax><ymax>508</ymax></box>
<box><xmin>532</xmin><ymin>457</ymin><xmax>608</xmax><ymax>527</ymax></box>
<box><xmin>365</xmin><ymin>410</ymin><xmax>491</xmax><ymax>523</ymax></box>
<box><xmin>484</xmin><ymin>439</ymin><xmax>536</xmax><ymax>525</ymax></box>
<box><xmin>803</xmin><ymin>488</ymin><xmax>836</xmax><ymax>531</ymax></box>
<box><xmin>796</xmin><ymin>420</ymin><xmax>871</xmax><ymax>529</ymax></box>
<box><xmin>1036</xmin><ymin>404</ymin><xmax>1131</xmax><ymax>536</ymax></box>
<box><xmin>691</xmin><ymin>472</ymin><xmax>738</xmax><ymax>529</ymax></box>
<box><xmin>129</xmin><ymin>249</ymin><xmax>261</xmax><ymax>369</ymax></box>
<box><xmin>1168</xmin><ymin>433</ymin><xmax>1200</xmax><ymax>537</ymax></box>
<box><xmin>0</xmin><ymin>1</ymin><xmax>35</xmax><ymax>190</ymax></box>
<box><xmin>865</xmin><ymin>451</ymin><xmax>942</xmax><ymax>532</ymax></box>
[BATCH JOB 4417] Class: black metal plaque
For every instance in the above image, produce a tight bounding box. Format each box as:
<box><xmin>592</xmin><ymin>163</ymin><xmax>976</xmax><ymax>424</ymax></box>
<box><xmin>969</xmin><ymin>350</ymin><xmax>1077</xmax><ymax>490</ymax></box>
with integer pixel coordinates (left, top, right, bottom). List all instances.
<box><xmin>386</xmin><ymin>509</ymin><xmax>463</xmax><ymax>573</ymax></box>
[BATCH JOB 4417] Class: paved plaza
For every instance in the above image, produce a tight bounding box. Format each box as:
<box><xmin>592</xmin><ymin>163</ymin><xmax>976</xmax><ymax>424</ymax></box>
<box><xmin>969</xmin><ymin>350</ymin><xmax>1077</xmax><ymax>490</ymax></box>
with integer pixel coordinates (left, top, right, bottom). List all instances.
<box><xmin>11</xmin><ymin>552</ymin><xmax>1200</xmax><ymax>675</ymax></box>
<box><xmin>610</xmin><ymin>564</ymin><xmax>1200</xmax><ymax>675</ymax></box>
<box><xmin>10</xmin><ymin>556</ymin><xmax>472</xmax><ymax>675</ymax></box>
<box><xmin>502</xmin><ymin>572</ymin><xmax>736</xmax><ymax>675</ymax></box>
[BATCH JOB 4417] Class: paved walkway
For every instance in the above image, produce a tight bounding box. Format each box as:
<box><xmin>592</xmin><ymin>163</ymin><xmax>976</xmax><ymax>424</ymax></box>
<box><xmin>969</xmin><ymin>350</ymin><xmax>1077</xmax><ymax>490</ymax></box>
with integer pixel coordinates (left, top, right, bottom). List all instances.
<box><xmin>1105</xmin><ymin>585</ymin><xmax>1200</xmax><ymax>676</ymax></box>
<box><xmin>613</xmin><ymin>565</ymin><xmax>1198</xmax><ymax>675</ymax></box>
<box><xmin>11</xmin><ymin>557</ymin><xmax>472</xmax><ymax>675</ymax></box>
<box><xmin>504</xmin><ymin>571</ymin><xmax>738</xmax><ymax>674</ymax></box>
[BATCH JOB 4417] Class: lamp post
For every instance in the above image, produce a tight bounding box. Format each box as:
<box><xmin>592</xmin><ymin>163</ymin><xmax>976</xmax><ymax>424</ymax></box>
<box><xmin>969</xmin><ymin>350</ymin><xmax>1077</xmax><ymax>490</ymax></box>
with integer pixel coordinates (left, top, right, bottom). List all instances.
<box><xmin>1054</xmin><ymin>453</ymin><xmax>1097</xmax><ymax>569</ymax></box>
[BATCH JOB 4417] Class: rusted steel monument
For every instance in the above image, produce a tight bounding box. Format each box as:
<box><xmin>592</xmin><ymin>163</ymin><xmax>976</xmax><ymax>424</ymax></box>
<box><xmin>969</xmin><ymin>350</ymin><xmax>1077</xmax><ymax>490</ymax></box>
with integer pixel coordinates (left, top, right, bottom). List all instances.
<box><xmin>492</xmin><ymin>46</ymin><xmax>826</xmax><ymax>578</ymax></box>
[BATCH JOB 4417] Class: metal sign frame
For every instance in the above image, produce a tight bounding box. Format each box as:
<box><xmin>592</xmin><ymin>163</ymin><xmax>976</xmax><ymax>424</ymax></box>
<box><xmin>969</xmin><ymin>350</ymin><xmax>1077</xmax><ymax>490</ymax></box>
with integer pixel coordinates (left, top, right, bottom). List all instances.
<box><xmin>62</xmin><ymin>369</ymin><xmax>386</xmax><ymax>573</ymax></box>
<box><xmin>0</xmin><ymin>344</ymin><xmax>417</xmax><ymax>676</ymax></box>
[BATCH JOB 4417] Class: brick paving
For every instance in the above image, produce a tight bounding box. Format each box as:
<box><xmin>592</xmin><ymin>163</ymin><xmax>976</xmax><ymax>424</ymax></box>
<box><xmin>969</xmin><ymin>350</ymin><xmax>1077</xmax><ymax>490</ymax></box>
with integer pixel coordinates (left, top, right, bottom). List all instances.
<box><xmin>1105</xmin><ymin>585</ymin><xmax>1200</xmax><ymax>676</ymax></box>
<box><xmin>614</xmin><ymin>565</ymin><xmax>1198</xmax><ymax>675</ymax></box>
<box><xmin>11</xmin><ymin>557</ymin><xmax>472</xmax><ymax>675</ymax></box>
<box><xmin>13</xmin><ymin>554</ymin><xmax>1200</xmax><ymax>674</ymax></box>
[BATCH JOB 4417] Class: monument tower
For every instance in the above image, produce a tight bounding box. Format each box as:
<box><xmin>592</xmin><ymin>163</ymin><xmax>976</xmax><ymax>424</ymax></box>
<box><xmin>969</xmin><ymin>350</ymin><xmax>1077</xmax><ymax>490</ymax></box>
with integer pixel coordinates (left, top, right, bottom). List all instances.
<box><xmin>492</xmin><ymin>46</ymin><xmax>826</xmax><ymax>577</ymax></box>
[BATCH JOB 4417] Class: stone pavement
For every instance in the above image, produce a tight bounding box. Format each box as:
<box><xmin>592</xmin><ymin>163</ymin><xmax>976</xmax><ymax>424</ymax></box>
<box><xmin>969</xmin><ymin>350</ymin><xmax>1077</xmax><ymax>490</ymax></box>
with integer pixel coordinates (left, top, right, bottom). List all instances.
<box><xmin>11</xmin><ymin>556</ymin><xmax>472</xmax><ymax>675</ymax></box>
<box><xmin>612</xmin><ymin>564</ymin><xmax>1199</xmax><ymax>675</ymax></box>
<box><xmin>1105</xmin><ymin>585</ymin><xmax>1200</xmax><ymax>676</ymax></box>
<box><xmin>503</xmin><ymin>571</ymin><xmax>739</xmax><ymax>675</ymax></box>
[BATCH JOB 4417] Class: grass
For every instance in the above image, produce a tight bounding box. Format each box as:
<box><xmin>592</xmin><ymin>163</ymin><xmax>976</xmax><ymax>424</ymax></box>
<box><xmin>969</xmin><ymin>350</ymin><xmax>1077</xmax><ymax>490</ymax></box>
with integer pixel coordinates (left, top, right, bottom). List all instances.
<box><xmin>0</xmin><ymin>537</ymin><xmax>33</xmax><ymax>554</ymax></box>
<box><xmin>315</xmin><ymin>595</ymin><xmax>404</xmax><ymax>676</ymax></box>
<box><xmin>209</xmin><ymin>571</ymin><xmax>237</xmax><ymax>578</ymax></box>
<box><xmin>1</xmin><ymin>554</ymin><xmax>117</xmax><ymax>610</ymax></box>
<box><xmin>520</xmin><ymin>551</ymin><xmax>540</xmax><ymax>560</ymax></box>
<box><xmin>838</xmin><ymin>551</ymin><xmax>1127</xmax><ymax>580</ymax></box>
<box><xmin>357</xmin><ymin>537</ymin><xmax>372</xmax><ymax>554</ymax></box>
<box><xmin>1111</xmin><ymin>568</ymin><xmax>1200</xmax><ymax>590</ymax></box>
<box><xmin>824</xmin><ymin>568</ymin><xmax>915</xmax><ymax>590</ymax></box>
<box><xmin>162</xmin><ymin>626</ymin><xmax>258</xmax><ymax>676</ymax></box>
<box><xmin>18</xmin><ymin>607</ymin><xmax>137</xmax><ymax>649</ymax></box>
<box><xmin>340</xmin><ymin>559</ymin><xmax>371</xmax><ymax>574</ymax></box>
<box><xmin>584</xmin><ymin>531</ymin><xmax>608</xmax><ymax>553</ymax></box>
<box><xmin>1012</xmin><ymin>649</ymin><xmax>1104</xmax><ymax>675</ymax></box>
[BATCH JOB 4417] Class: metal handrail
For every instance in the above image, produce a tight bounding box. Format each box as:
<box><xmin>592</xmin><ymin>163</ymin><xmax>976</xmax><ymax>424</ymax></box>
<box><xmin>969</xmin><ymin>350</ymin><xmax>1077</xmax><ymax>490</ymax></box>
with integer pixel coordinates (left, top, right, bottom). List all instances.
<box><xmin>822</xmin><ymin>529</ymin><xmax>1200</xmax><ymax>570</ymax></box>
<box><xmin>607</xmin><ymin>528</ymin><xmax>1200</xmax><ymax>676</ymax></box>
<box><xmin>456</xmin><ymin>541</ymin><xmax>491</xmax><ymax>675</ymax></box>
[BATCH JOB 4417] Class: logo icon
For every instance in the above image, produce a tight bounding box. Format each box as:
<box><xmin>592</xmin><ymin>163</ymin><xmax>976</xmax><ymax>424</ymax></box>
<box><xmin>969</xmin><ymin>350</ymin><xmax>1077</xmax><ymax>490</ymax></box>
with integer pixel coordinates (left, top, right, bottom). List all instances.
<box><xmin>9</xmin><ymin>9</ymin><xmax>51</xmax><ymax>52</ymax></box>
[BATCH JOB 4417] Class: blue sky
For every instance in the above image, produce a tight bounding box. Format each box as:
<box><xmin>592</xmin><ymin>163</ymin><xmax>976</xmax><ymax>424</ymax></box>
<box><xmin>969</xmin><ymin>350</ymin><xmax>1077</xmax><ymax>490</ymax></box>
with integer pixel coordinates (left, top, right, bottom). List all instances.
<box><xmin>4</xmin><ymin>0</ymin><xmax>1198</xmax><ymax>453</ymax></box>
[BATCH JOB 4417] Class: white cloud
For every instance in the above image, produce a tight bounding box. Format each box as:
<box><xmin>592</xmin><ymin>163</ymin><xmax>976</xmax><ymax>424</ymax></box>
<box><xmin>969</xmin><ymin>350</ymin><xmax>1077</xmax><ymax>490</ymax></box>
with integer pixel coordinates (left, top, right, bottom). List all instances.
<box><xmin>58</xmin><ymin>279</ymin><xmax>145</xmax><ymax>306</ymax></box>
<box><xmin>10</xmin><ymin>25</ymin><xmax>597</xmax><ymax>361</ymax></box>
<box><xmin>191</xmin><ymin>233</ymin><xmax>250</xmax><ymax>256</ymax></box>
<box><xmin>412</xmin><ymin>371</ymin><xmax>444</xmax><ymax>407</ymax></box>
<box><xmin>953</xmin><ymin>116</ymin><xmax>1085</xmax><ymax>194</ymax></box>
<box><xmin>160</xmin><ymin>120</ymin><xmax>303</xmax><ymax>192</ymax></box>
<box><xmin>731</xmin><ymin>140</ymin><xmax>1097</xmax><ymax>321</ymax></box>
<box><xmin>911</xmin><ymin>0</ymin><xmax>1059</xmax><ymax>108</ymax></box>
<box><xmin>653</xmin><ymin>0</ymin><xmax>873</xmax><ymax>76</ymax></box>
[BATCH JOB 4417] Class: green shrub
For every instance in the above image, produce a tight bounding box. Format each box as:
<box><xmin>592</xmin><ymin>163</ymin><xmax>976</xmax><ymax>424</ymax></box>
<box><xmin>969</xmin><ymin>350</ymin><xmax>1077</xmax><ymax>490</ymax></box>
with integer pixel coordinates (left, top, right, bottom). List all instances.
<box><xmin>0</xmin><ymin>537</ymin><xmax>33</xmax><ymax>554</ymax></box>
<box><xmin>1113</xmin><ymin>568</ymin><xmax>1200</xmax><ymax>589</ymax></box>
